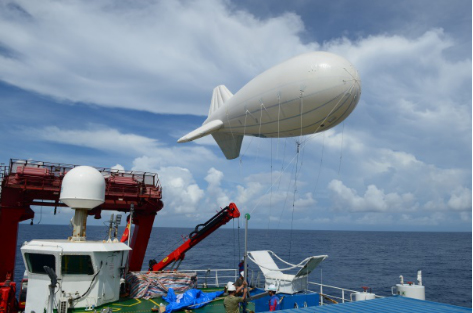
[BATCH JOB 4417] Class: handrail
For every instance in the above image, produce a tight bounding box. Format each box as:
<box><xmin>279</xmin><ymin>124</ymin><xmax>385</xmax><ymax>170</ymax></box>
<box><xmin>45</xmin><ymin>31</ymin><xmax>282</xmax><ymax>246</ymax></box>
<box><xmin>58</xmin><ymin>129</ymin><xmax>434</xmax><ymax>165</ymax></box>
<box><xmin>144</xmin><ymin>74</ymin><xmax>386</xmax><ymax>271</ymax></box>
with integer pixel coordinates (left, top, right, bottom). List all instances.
<box><xmin>309</xmin><ymin>282</ymin><xmax>359</xmax><ymax>293</ymax></box>
<box><xmin>134</xmin><ymin>268</ymin><xmax>385</xmax><ymax>306</ymax></box>
<box><xmin>8</xmin><ymin>158</ymin><xmax>161</xmax><ymax>188</ymax></box>
<box><xmin>145</xmin><ymin>268</ymin><xmax>262</xmax><ymax>289</ymax></box>
<box><xmin>145</xmin><ymin>268</ymin><xmax>240</xmax><ymax>288</ymax></box>
<box><xmin>308</xmin><ymin>282</ymin><xmax>384</xmax><ymax>305</ymax></box>
<box><xmin>0</xmin><ymin>163</ymin><xmax>7</xmax><ymax>199</ymax></box>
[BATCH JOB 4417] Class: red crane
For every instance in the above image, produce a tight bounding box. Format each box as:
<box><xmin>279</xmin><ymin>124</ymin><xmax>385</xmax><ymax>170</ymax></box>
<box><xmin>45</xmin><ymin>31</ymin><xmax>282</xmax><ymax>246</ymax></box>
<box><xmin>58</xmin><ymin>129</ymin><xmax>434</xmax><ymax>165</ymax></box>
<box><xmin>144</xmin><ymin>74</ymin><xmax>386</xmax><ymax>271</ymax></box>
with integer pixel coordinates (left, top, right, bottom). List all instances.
<box><xmin>149</xmin><ymin>203</ymin><xmax>240</xmax><ymax>271</ymax></box>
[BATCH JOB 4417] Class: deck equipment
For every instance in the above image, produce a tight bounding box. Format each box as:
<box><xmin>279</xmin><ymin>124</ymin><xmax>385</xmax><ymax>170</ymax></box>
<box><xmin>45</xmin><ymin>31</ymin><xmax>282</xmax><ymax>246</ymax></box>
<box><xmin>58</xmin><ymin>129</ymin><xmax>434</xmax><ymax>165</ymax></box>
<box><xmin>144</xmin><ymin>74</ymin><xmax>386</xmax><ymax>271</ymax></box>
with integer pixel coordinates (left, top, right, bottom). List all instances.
<box><xmin>248</xmin><ymin>250</ymin><xmax>327</xmax><ymax>294</ymax></box>
<box><xmin>149</xmin><ymin>203</ymin><xmax>240</xmax><ymax>271</ymax></box>
<box><xmin>0</xmin><ymin>159</ymin><xmax>163</xmax><ymax>282</ymax></box>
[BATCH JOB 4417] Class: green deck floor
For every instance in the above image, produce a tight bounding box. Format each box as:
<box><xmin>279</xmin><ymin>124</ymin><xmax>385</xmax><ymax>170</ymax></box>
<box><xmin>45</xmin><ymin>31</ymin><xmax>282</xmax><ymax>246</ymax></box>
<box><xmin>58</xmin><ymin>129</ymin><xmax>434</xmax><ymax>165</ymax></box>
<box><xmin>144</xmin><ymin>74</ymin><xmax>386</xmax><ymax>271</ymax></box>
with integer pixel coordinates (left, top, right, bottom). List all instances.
<box><xmin>68</xmin><ymin>288</ymin><xmax>255</xmax><ymax>313</ymax></box>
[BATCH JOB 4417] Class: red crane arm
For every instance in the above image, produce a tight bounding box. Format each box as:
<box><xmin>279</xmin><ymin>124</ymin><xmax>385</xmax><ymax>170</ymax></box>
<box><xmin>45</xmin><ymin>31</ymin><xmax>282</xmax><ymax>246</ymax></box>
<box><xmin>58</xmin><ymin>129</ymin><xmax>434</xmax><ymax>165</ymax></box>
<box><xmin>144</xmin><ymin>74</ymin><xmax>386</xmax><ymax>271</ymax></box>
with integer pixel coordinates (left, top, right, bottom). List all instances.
<box><xmin>150</xmin><ymin>203</ymin><xmax>240</xmax><ymax>271</ymax></box>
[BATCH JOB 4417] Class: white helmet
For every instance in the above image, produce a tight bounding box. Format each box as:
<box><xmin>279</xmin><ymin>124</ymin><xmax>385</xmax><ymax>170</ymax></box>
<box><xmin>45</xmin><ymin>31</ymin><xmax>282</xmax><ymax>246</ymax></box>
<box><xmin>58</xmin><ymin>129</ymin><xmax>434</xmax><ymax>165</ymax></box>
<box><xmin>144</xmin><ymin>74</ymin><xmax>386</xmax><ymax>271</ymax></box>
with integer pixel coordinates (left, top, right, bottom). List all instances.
<box><xmin>240</xmin><ymin>271</ymin><xmax>245</xmax><ymax>277</ymax></box>
<box><xmin>228</xmin><ymin>284</ymin><xmax>236</xmax><ymax>292</ymax></box>
<box><xmin>226</xmin><ymin>282</ymin><xmax>233</xmax><ymax>289</ymax></box>
<box><xmin>267</xmin><ymin>284</ymin><xmax>277</xmax><ymax>292</ymax></box>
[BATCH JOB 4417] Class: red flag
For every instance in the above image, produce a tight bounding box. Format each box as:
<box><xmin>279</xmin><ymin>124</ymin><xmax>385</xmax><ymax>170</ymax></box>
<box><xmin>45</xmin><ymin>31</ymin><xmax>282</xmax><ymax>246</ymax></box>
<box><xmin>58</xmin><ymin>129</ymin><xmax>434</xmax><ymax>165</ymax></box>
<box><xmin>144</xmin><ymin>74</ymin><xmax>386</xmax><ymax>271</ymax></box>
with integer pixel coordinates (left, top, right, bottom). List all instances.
<box><xmin>120</xmin><ymin>216</ymin><xmax>131</xmax><ymax>243</ymax></box>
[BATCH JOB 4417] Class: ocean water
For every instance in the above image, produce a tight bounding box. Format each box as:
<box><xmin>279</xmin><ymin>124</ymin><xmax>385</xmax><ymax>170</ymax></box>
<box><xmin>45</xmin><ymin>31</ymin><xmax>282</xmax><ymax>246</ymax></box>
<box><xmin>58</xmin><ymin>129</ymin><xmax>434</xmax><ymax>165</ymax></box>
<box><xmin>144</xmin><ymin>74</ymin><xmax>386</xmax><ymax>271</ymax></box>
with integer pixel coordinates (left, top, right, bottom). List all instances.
<box><xmin>14</xmin><ymin>224</ymin><xmax>472</xmax><ymax>308</ymax></box>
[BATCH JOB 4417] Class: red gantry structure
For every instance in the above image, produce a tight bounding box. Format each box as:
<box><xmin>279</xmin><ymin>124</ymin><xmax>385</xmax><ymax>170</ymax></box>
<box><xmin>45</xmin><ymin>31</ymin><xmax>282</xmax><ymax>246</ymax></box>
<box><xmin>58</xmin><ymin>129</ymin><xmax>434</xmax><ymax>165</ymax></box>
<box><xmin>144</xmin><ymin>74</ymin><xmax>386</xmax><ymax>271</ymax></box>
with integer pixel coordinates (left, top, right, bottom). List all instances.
<box><xmin>0</xmin><ymin>159</ymin><xmax>163</xmax><ymax>282</ymax></box>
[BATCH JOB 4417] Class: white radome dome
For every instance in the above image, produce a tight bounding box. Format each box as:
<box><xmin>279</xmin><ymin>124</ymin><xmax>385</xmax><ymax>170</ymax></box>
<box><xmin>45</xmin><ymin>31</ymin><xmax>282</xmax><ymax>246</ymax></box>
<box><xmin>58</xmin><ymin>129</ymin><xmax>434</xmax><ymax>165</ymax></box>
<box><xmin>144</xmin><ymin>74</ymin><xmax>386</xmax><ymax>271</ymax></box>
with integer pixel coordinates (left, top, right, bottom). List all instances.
<box><xmin>60</xmin><ymin>166</ymin><xmax>106</xmax><ymax>209</ymax></box>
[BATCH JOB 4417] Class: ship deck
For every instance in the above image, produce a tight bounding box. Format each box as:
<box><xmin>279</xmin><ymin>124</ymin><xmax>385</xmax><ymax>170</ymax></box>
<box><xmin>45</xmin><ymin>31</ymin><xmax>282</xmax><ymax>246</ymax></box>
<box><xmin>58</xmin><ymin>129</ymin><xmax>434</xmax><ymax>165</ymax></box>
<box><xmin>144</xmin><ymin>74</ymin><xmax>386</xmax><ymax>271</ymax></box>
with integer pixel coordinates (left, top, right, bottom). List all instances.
<box><xmin>67</xmin><ymin>293</ymin><xmax>471</xmax><ymax>313</ymax></box>
<box><xmin>265</xmin><ymin>296</ymin><xmax>471</xmax><ymax>313</ymax></box>
<box><xmin>68</xmin><ymin>288</ymin><xmax>256</xmax><ymax>313</ymax></box>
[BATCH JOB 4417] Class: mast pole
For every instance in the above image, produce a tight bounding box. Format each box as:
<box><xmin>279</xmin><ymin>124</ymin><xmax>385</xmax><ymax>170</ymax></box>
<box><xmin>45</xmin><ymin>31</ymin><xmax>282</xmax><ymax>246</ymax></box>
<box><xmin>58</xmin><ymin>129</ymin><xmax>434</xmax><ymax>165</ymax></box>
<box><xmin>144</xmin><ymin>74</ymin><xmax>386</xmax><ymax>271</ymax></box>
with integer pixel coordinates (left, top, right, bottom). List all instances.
<box><xmin>128</xmin><ymin>204</ymin><xmax>134</xmax><ymax>246</ymax></box>
<box><xmin>244</xmin><ymin>213</ymin><xmax>250</xmax><ymax>289</ymax></box>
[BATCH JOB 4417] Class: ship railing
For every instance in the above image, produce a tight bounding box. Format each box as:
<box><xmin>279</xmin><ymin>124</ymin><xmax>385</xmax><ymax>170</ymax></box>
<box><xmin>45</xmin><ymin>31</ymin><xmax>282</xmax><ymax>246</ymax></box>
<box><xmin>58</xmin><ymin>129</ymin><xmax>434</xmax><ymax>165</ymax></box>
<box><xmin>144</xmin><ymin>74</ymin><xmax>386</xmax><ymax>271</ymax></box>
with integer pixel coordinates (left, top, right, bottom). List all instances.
<box><xmin>308</xmin><ymin>282</ymin><xmax>384</xmax><ymax>305</ymax></box>
<box><xmin>175</xmin><ymin>269</ymin><xmax>385</xmax><ymax>305</ymax></box>
<box><xmin>146</xmin><ymin>268</ymin><xmax>260</xmax><ymax>289</ymax></box>
<box><xmin>7</xmin><ymin>158</ymin><xmax>161</xmax><ymax>188</ymax></box>
<box><xmin>136</xmin><ymin>268</ymin><xmax>385</xmax><ymax>306</ymax></box>
<box><xmin>249</xmin><ymin>268</ymin><xmax>384</xmax><ymax>305</ymax></box>
<box><xmin>178</xmin><ymin>269</ymin><xmax>243</xmax><ymax>288</ymax></box>
<box><xmin>3</xmin><ymin>159</ymin><xmax>163</xmax><ymax>201</ymax></box>
<box><xmin>0</xmin><ymin>162</ymin><xmax>7</xmax><ymax>200</ymax></box>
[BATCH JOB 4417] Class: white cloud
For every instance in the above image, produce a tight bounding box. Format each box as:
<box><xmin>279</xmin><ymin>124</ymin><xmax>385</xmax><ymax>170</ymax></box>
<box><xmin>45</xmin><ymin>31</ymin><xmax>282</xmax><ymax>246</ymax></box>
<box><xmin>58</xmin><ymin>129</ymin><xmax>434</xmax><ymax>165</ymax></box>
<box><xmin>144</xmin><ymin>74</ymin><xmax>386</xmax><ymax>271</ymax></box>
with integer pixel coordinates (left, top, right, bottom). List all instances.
<box><xmin>155</xmin><ymin>167</ymin><xmax>204</xmax><ymax>214</ymax></box>
<box><xmin>328</xmin><ymin>159</ymin><xmax>471</xmax><ymax>214</ymax></box>
<box><xmin>324</xmin><ymin>29</ymin><xmax>471</xmax><ymax>152</ymax></box>
<box><xmin>205</xmin><ymin>167</ymin><xmax>224</xmax><ymax>186</ymax></box>
<box><xmin>328</xmin><ymin>179</ymin><xmax>416</xmax><ymax>213</ymax></box>
<box><xmin>111</xmin><ymin>164</ymin><xmax>125</xmax><ymax>171</ymax></box>
<box><xmin>131</xmin><ymin>144</ymin><xmax>217</xmax><ymax>169</ymax></box>
<box><xmin>309</xmin><ymin>123</ymin><xmax>470</xmax><ymax>216</ymax></box>
<box><xmin>23</xmin><ymin>125</ymin><xmax>159</xmax><ymax>155</ymax></box>
<box><xmin>459</xmin><ymin>212</ymin><xmax>471</xmax><ymax>223</ymax></box>
<box><xmin>22</xmin><ymin>125</ymin><xmax>219</xmax><ymax>168</ymax></box>
<box><xmin>293</xmin><ymin>192</ymin><xmax>316</xmax><ymax>211</ymax></box>
<box><xmin>447</xmin><ymin>187</ymin><xmax>472</xmax><ymax>211</ymax></box>
<box><xmin>0</xmin><ymin>0</ymin><xmax>316</xmax><ymax>115</ymax></box>
<box><xmin>399</xmin><ymin>212</ymin><xmax>447</xmax><ymax>226</ymax></box>
<box><xmin>204</xmin><ymin>167</ymin><xmax>230</xmax><ymax>207</ymax></box>
<box><xmin>237</xmin><ymin>182</ymin><xmax>264</xmax><ymax>205</ymax></box>
<box><xmin>354</xmin><ymin>213</ymin><xmax>394</xmax><ymax>225</ymax></box>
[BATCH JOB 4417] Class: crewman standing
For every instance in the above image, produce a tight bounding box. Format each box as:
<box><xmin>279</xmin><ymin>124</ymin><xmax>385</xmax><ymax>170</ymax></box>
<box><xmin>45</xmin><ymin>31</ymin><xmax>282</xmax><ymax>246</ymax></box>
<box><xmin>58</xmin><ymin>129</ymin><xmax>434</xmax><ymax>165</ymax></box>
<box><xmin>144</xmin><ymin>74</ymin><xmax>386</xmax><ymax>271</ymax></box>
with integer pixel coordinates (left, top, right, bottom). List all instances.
<box><xmin>267</xmin><ymin>284</ymin><xmax>279</xmax><ymax>311</ymax></box>
<box><xmin>224</xmin><ymin>284</ymin><xmax>247</xmax><ymax>313</ymax></box>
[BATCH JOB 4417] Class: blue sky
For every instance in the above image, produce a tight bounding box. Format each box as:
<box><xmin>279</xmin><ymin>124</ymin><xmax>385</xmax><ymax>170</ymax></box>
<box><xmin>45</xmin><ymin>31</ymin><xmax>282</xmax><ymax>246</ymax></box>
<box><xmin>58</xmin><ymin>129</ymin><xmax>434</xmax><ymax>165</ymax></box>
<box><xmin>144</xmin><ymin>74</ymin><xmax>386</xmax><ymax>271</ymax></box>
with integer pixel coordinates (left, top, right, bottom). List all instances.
<box><xmin>0</xmin><ymin>0</ymin><xmax>471</xmax><ymax>232</ymax></box>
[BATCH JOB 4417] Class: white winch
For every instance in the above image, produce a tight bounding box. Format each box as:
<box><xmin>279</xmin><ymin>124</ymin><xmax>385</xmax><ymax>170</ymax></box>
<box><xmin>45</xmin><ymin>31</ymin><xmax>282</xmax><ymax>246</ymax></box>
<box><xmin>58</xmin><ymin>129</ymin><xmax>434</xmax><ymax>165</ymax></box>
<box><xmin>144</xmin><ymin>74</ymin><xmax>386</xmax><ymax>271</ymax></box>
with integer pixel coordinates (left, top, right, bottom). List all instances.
<box><xmin>392</xmin><ymin>270</ymin><xmax>426</xmax><ymax>300</ymax></box>
<box><xmin>351</xmin><ymin>286</ymin><xmax>376</xmax><ymax>301</ymax></box>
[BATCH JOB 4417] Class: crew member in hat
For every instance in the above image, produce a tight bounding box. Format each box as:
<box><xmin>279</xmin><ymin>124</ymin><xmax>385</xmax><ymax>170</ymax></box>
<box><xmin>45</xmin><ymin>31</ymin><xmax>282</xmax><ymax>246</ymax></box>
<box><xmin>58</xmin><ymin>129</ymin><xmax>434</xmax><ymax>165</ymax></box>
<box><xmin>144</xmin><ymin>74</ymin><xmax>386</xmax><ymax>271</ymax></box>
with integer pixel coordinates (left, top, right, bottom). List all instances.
<box><xmin>224</xmin><ymin>284</ymin><xmax>247</xmax><ymax>313</ymax></box>
<box><xmin>267</xmin><ymin>284</ymin><xmax>279</xmax><ymax>311</ymax></box>
<box><xmin>234</xmin><ymin>271</ymin><xmax>247</xmax><ymax>296</ymax></box>
<box><xmin>238</xmin><ymin>257</ymin><xmax>245</xmax><ymax>272</ymax></box>
<box><xmin>234</xmin><ymin>271</ymin><xmax>248</xmax><ymax>312</ymax></box>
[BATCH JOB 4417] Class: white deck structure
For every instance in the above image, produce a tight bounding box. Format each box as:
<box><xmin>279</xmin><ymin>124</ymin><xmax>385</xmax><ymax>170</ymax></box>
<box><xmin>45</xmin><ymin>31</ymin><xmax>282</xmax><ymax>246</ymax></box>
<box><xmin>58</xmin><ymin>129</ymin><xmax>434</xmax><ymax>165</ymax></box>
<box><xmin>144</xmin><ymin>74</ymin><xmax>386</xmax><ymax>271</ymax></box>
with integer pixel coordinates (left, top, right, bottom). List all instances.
<box><xmin>248</xmin><ymin>250</ymin><xmax>327</xmax><ymax>294</ymax></box>
<box><xmin>21</xmin><ymin>239</ymin><xmax>130</xmax><ymax>312</ymax></box>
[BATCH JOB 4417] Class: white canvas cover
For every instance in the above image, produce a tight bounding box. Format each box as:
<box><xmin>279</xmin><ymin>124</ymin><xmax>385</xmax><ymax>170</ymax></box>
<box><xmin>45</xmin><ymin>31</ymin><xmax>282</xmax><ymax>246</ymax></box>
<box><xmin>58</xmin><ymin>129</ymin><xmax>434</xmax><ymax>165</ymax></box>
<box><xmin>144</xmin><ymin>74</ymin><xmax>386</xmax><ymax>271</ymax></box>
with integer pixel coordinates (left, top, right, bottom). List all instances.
<box><xmin>248</xmin><ymin>250</ymin><xmax>328</xmax><ymax>294</ymax></box>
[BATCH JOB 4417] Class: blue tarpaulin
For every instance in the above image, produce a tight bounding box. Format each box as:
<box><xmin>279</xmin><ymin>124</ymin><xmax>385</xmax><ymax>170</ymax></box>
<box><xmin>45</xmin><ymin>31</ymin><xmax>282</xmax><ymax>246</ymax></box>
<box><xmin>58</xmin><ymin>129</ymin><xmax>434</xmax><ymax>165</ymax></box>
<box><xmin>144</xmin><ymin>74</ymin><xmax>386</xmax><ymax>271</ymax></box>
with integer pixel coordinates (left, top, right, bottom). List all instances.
<box><xmin>163</xmin><ymin>288</ymin><xmax>224</xmax><ymax>313</ymax></box>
